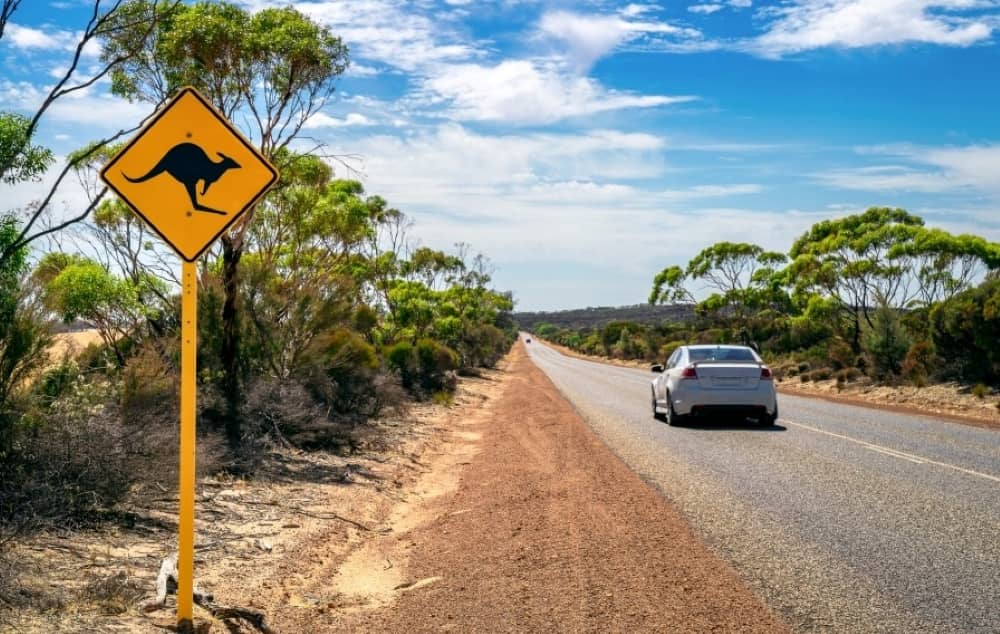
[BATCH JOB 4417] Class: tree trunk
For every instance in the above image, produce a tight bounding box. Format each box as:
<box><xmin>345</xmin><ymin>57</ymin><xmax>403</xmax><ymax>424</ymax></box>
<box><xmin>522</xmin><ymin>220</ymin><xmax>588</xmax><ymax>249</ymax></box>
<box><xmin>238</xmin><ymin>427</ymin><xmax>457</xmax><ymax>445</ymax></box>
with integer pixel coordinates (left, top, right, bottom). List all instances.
<box><xmin>221</xmin><ymin>236</ymin><xmax>243</xmax><ymax>448</ymax></box>
<box><xmin>851</xmin><ymin>310</ymin><xmax>862</xmax><ymax>352</ymax></box>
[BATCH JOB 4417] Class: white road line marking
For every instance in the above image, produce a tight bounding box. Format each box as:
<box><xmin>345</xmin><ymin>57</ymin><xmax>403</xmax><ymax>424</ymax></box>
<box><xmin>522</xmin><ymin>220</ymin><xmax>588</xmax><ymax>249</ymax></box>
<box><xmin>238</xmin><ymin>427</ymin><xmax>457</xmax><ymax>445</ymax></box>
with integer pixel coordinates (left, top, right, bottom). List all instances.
<box><xmin>865</xmin><ymin>446</ymin><xmax>926</xmax><ymax>464</ymax></box>
<box><xmin>783</xmin><ymin>418</ymin><xmax>1000</xmax><ymax>483</ymax></box>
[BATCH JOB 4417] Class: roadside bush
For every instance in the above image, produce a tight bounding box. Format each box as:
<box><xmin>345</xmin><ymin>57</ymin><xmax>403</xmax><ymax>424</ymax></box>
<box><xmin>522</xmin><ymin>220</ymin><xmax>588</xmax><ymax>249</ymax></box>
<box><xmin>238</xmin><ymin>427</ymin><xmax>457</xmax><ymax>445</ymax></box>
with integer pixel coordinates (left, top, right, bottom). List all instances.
<box><xmin>972</xmin><ymin>383</ymin><xmax>989</xmax><ymax>399</ymax></box>
<box><xmin>119</xmin><ymin>347</ymin><xmax>175</xmax><ymax>416</ymax></box>
<box><xmin>827</xmin><ymin>338</ymin><xmax>855</xmax><ymax>371</ymax></box>
<box><xmin>834</xmin><ymin>368</ymin><xmax>862</xmax><ymax>383</ymax></box>
<box><xmin>930</xmin><ymin>278</ymin><xmax>1000</xmax><ymax>385</ymax></box>
<box><xmin>34</xmin><ymin>359</ymin><xmax>81</xmax><ymax>406</ymax></box>
<box><xmin>863</xmin><ymin>301</ymin><xmax>911</xmax><ymax>379</ymax></box>
<box><xmin>245</xmin><ymin>379</ymin><xmax>365</xmax><ymax>452</ymax></box>
<box><xmin>298</xmin><ymin>329</ymin><xmax>380</xmax><ymax>416</ymax></box>
<box><xmin>805</xmin><ymin>368</ymin><xmax>832</xmax><ymax>382</ymax></box>
<box><xmin>901</xmin><ymin>340</ymin><xmax>937</xmax><ymax>385</ymax></box>
<box><xmin>416</xmin><ymin>338</ymin><xmax>459</xmax><ymax>393</ymax></box>
<box><xmin>0</xmin><ymin>377</ymin><xmax>173</xmax><ymax>530</ymax></box>
<box><xmin>385</xmin><ymin>339</ymin><xmax>459</xmax><ymax>397</ymax></box>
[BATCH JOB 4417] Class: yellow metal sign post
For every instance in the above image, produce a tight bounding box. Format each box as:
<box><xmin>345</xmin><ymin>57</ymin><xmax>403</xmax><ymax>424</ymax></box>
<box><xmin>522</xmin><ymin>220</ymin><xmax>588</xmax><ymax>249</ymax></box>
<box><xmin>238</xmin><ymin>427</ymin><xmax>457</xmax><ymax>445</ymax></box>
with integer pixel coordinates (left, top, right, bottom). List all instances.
<box><xmin>100</xmin><ymin>86</ymin><xmax>278</xmax><ymax>631</ymax></box>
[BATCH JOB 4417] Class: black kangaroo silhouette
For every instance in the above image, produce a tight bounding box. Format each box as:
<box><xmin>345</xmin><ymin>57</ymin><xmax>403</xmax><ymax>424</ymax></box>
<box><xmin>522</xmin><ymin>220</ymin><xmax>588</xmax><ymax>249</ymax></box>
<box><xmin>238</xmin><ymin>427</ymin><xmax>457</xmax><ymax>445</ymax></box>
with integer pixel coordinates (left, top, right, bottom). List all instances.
<box><xmin>123</xmin><ymin>142</ymin><xmax>240</xmax><ymax>215</ymax></box>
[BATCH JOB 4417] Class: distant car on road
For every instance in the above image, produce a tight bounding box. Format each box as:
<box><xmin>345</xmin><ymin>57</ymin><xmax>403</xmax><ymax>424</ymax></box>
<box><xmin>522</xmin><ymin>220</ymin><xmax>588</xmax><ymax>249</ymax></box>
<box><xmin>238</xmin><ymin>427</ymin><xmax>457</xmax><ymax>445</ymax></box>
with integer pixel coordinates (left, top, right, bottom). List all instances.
<box><xmin>525</xmin><ymin>337</ymin><xmax>531</xmax><ymax>343</ymax></box>
<box><xmin>650</xmin><ymin>345</ymin><xmax>777</xmax><ymax>427</ymax></box>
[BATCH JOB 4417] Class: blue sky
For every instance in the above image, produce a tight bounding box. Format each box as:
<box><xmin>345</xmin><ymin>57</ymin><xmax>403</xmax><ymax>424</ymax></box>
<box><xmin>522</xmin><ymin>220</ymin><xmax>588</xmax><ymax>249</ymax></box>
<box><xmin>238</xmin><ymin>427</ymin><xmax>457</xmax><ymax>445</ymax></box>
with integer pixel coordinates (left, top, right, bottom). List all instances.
<box><xmin>4</xmin><ymin>0</ymin><xmax>1000</xmax><ymax>310</ymax></box>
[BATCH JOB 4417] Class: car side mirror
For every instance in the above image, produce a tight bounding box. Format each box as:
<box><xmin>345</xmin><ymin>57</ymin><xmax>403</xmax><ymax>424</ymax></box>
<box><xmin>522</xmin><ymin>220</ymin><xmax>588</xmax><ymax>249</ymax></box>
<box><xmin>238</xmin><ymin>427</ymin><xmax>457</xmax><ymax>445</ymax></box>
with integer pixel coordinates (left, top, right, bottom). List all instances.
<box><xmin>651</xmin><ymin>364</ymin><xmax>664</xmax><ymax>373</ymax></box>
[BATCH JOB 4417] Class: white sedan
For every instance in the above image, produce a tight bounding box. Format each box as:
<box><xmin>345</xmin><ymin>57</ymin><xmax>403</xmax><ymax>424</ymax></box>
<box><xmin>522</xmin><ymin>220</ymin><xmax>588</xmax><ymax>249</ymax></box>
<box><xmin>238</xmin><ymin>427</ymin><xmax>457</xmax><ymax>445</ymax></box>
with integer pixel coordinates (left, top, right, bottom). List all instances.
<box><xmin>651</xmin><ymin>345</ymin><xmax>778</xmax><ymax>427</ymax></box>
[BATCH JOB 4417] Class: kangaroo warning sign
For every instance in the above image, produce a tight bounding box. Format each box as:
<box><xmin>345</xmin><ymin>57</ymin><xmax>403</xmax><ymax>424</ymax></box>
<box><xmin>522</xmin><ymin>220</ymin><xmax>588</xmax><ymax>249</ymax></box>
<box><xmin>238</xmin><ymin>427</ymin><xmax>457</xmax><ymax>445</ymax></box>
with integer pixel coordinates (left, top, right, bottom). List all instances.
<box><xmin>101</xmin><ymin>86</ymin><xmax>278</xmax><ymax>261</ymax></box>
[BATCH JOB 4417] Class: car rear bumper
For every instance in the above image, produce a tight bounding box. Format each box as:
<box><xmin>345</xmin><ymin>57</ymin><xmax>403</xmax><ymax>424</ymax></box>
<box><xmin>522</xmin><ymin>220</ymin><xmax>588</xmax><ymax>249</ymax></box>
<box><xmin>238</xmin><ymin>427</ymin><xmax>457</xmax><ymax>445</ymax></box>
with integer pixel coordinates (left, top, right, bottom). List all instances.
<box><xmin>671</xmin><ymin>383</ymin><xmax>776</xmax><ymax>416</ymax></box>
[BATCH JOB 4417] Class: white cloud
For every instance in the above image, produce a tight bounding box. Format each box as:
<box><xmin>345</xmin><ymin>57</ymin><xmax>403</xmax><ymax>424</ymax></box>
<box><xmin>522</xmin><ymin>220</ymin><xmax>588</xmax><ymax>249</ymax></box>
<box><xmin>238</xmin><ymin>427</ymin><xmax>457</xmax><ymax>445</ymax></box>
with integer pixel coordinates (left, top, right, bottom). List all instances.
<box><xmin>689</xmin><ymin>4</ymin><xmax>725</xmax><ymax>15</ymax></box>
<box><xmin>0</xmin><ymin>80</ymin><xmax>151</xmax><ymax>130</ymax></box>
<box><xmin>303</xmin><ymin>112</ymin><xmax>375</xmax><ymax>128</ymax></box>
<box><xmin>345</xmin><ymin>63</ymin><xmax>380</xmax><ymax>77</ymax></box>
<box><xmin>3</xmin><ymin>23</ymin><xmax>74</xmax><ymax>50</ymax></box>
<box><xmin>750</xmin><ymin>1</ymin><xmax>995</xmax><ymax>58</ymax></box>
<box><xmin>346</xmin><ymin>124</ymin><xmax>668</xmax><ymax>195</ymax></box>
<box><xmin>419</xmin><ymin>59</ymin><xmax>695</xmax><ymax>125</ymax></box>
<box><xmin>621</xmin><ymin>3</ymin><xmax>661</xmax><ymax>17</ymax></box>
<box><xmin>539</xmin><ymin>10</ymin><xmax>702</xmax><ymax>69</ymax></box>
<box><xmin>275</xmin><ymin>0</ymin><xmax>482</xmax><ymax>72</ymax></box>
<box><xmin>815</xmin><ymin>143</ymin><xmax>1000</xmax><ymax>194</ymax></box>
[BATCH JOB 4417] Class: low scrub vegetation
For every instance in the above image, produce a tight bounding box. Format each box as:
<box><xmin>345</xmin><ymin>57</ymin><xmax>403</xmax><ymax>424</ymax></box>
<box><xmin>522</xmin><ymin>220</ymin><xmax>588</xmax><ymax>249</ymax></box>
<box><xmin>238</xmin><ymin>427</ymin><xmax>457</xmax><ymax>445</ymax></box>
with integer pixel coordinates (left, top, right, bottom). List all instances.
<box><xmin>531</xmin><ymin>208</ymin><xmax>1000</xmax><ymax>393</ymax></box>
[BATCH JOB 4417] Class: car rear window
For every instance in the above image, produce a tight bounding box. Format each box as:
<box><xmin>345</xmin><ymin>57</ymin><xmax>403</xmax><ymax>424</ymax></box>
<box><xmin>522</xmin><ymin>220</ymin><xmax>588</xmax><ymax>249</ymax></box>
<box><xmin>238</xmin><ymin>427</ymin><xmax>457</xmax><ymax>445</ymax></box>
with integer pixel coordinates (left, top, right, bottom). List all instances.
<box><xmin>689</xmin><ymin>347</ymin><xmax>757</xmax><ymax>362</ymax></box>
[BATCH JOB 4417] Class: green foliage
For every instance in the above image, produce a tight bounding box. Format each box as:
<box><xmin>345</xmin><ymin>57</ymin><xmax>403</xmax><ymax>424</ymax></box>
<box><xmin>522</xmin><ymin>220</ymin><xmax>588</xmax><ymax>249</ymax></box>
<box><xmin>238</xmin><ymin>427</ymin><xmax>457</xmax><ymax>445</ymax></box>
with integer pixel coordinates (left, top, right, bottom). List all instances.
<box><xmin>43</xmin><ymin>260</ymin><xmax>154</xmax><ymax>366</ymax></box>
<box><xmin>1</xmin><ymin>216</ymin><xmax>52</xmax><ymax>454</ymax></box>
<box><xmin>930</xmin><ymin>277</ymin><xmax>1000</xmax><ymax>384</ymax></box>
<box><xmin>901</xmin><ymin>340</ymin><xmax>937</xmax><ymax>384</ymax></box>
<box><xmin>35</xmin><ymin>359</ymin><xmax>81</xmax><ymax>406</ymax></box>
<box><xmin>862</xmin><ymin>298</ymin><xmax>912</xmax><ymax>379</ymax></box>
<box><xmin>385</xmin><ymin>339</ymin><xmax>458</xmax><ymax>397</ymax></box>
<box><xmin>298</xmin><ymin>329</ymin><xmax>380</xmax><ymax>415</ymax></box>
<box><xmin>0</xmin><ymin>112</ymin><xmax>54</xmax><ymax>184</ymax></box>
<box><xmin>649</xmin><ymin>265</ymin><xmax>692</xmax><ymax>305</ymax></box>
<box><xmin>106</xmin><ymin>1</ymin><xmax>349</xmax><ymax>119</ymax></box>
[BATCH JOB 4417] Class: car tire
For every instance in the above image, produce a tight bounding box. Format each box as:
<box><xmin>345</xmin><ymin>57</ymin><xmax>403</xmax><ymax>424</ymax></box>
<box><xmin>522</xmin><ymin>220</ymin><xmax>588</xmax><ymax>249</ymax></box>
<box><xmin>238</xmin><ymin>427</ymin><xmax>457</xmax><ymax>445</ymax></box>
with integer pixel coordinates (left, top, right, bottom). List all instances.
<box><xmin>652</xmin><ymin>389</ymin><xmax>666</xmax><ymax>421</ymax></box>
<box><xmin>666</xmin><ymin>395</ymin><xmax>686</xmax><ymax>427</ymax></box>
<box><xmin>759</xmin><ymin>406</ymin><xmax>778</xmax><ymax>427</ymax></box>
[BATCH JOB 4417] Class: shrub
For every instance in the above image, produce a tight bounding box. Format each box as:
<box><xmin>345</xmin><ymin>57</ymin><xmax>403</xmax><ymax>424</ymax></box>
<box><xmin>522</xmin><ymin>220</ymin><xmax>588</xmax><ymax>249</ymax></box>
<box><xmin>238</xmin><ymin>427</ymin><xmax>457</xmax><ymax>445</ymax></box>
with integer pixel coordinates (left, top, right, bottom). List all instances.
<box><xmin>931</xmin><ymin>278</ymin><xmax>1000</xmax><ymax>384</ymax></box>
<box><xmin>299</xmin><ymin>329</ymin><xmax>380</xmax><ymax>416</ymax></box>
<box><xmin>806</xmin><ymin>368</ymin><xmax>832</xmax><ymax>382</ymax></box>
<box><xmin>386</xmin><ymin>339</ymin><xmax>459</xmax><ymax>397</ymax></box>
<box><xmin>972</xmin><ymin>383</ymin><xmax>988</xmax><ymax>399</ymax></box>
<box><xmin>834</xmin><ymin>368</ymin><xmax>862</xmax><ymax>383</ymax></box>
<box><xmin>415</xmin><ymin>338</ymin><xmax>459</xmax><ymax>393</ymax></box>
<box><xmin>901</xmin><ymin>340</ymin><xmax>937</xmax><ymax>385</ymax></box>
<box><xmin>1</xmin><ymin>376</ymin><xmax>178</xmax><ymax>530</ymax></box>
<box><xmin>827</xmin><ymin>338</ymin><xmax>854</xmax><ymax>371</ymax></box>
<box><xmin>119</xmin><ymin>347</ymin><xmax>175</xmax><ymax>416</ymax></box>
<box><xmin>863</xmin><ymin>301</ymin><xmax>911</xmax><ymax>379</ymax></box>
<box><xmin>35</xmin><ymin>359</ymin><xmax>81</xmax><ymax>405</ymax></box>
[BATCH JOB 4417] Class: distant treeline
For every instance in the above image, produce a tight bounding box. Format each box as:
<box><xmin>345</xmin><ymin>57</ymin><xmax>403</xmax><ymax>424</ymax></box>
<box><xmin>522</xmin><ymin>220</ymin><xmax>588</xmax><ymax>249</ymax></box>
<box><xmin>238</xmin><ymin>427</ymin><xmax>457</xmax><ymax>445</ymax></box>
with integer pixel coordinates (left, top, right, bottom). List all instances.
<box><xmin>515</xmin><ymin>303</ymin><xmax>694</xmax><ymax>332</ymax></box>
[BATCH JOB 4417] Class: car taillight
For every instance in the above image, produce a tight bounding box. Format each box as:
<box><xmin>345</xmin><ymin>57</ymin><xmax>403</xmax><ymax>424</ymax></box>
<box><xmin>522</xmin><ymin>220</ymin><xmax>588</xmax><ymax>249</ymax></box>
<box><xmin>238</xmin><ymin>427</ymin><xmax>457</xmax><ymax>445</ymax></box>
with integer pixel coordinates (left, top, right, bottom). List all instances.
<box><xmin>680</xmin><ymin>365</ymin><xmax>698</xmax><ymax>379</ymax></box>
<box><xmin>760</xmin><ymin>366</ymin><xmax>773</xmax><ymax>379</ymax></box>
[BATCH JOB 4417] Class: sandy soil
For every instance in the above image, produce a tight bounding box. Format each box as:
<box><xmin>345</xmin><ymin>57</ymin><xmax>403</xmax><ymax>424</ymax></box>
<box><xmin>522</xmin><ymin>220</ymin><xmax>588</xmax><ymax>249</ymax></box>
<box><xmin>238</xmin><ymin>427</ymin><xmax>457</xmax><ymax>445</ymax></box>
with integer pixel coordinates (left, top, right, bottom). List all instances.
<box><xmin>537</xmin><ymin>338</ymin><xmax>1000</xmax><ymax>430</ymax></box>
<box><xmin>45</xmin><ymin>329</ymin><xmax>104</xmax><ymax>363</ymax></box>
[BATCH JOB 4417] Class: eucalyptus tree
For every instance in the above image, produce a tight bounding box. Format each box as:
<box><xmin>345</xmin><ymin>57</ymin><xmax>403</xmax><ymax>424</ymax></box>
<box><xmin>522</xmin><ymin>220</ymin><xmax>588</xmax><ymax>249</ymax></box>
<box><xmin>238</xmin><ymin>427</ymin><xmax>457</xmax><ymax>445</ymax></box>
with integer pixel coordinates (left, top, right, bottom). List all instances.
<box><xmin>896</xmin><ymin>228</ymin><xmax>1000</xmax><ymax>306</ymax></box>
<box><xmin>649</xmin><ymin>242</ymin><xmax>786</xmax><ymax>343</ymax></box>
<box><xmin>101</xmin><ymin>1</ymin><xmax>349</xmax><ymax>444</ymax></box>
<box><xmin>786</xmin><ymin>207</ymin><xmax>925</xmax><ymax>349</ymax></box>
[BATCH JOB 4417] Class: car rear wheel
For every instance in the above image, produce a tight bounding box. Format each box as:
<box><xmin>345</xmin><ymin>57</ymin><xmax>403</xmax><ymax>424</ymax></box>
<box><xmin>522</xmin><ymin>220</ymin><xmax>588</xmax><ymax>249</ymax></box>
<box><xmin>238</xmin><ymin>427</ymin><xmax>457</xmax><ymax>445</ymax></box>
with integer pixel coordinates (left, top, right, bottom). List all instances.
<box><xmin>759</xmin><ymin>406</ymin><xmax>778</xmax><ymax>427</ymax></box>
<box><xmin>666</xmin><ymin>395</ymin><xmax>686</xmax><ymax>427</ymax></box>
<box><xmin>652</xmin><ymin>389</ymin><xmax>666</xmax><ymax>421</ymax></box>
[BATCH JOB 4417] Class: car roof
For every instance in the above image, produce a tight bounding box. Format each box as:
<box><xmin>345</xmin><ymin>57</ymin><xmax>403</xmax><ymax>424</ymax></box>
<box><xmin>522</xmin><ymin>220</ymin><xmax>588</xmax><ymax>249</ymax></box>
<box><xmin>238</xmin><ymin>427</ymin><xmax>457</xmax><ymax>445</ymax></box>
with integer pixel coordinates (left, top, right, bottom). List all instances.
<box><xmin>684</xmin><ymin>344</ymin><xmax>753</xmax><ymax>350</ymax></box>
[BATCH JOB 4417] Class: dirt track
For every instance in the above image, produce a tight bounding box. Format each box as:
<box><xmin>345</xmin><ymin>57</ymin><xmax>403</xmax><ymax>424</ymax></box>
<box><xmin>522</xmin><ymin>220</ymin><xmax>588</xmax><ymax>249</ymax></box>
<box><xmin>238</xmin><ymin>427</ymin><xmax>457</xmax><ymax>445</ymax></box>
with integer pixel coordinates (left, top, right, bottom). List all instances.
<box><xmin>322</xmin><ymin>343</ymin><xmax>787</xmax><ymax>633</ymax></box>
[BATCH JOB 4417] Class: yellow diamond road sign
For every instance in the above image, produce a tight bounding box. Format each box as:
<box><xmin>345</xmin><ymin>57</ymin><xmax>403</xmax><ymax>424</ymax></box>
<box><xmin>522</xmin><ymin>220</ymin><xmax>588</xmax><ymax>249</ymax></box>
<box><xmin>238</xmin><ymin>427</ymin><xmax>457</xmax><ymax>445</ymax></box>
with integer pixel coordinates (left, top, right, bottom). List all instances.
<box><xmin>100</xmin><ymin>87</ymin><xmax>278</xmax><ymax>261</ymax></box>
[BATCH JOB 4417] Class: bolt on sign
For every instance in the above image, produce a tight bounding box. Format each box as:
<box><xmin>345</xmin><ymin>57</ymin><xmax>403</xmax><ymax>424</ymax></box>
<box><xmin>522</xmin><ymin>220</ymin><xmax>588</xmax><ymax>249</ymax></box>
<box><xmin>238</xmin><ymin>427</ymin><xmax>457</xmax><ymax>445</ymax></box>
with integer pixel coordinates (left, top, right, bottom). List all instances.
<box><xmin>101</xmin><ymin>86</ymin><xmax>278</xmax><ymax>261</ymax></box>
<box><xmin>100</xmin><ymin>86</ymin><xmax>278</xmax><ymax>632</ymax></box>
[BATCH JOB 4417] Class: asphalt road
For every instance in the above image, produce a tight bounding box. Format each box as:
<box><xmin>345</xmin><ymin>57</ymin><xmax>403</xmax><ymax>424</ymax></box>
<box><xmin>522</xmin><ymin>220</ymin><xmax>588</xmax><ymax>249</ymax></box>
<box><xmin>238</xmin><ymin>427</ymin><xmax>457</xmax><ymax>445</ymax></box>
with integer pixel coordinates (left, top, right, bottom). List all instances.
<box><xmin>524</xmin><ymin>338</ymin><xmax>1000</xmax><ymax>634</ymax></box>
